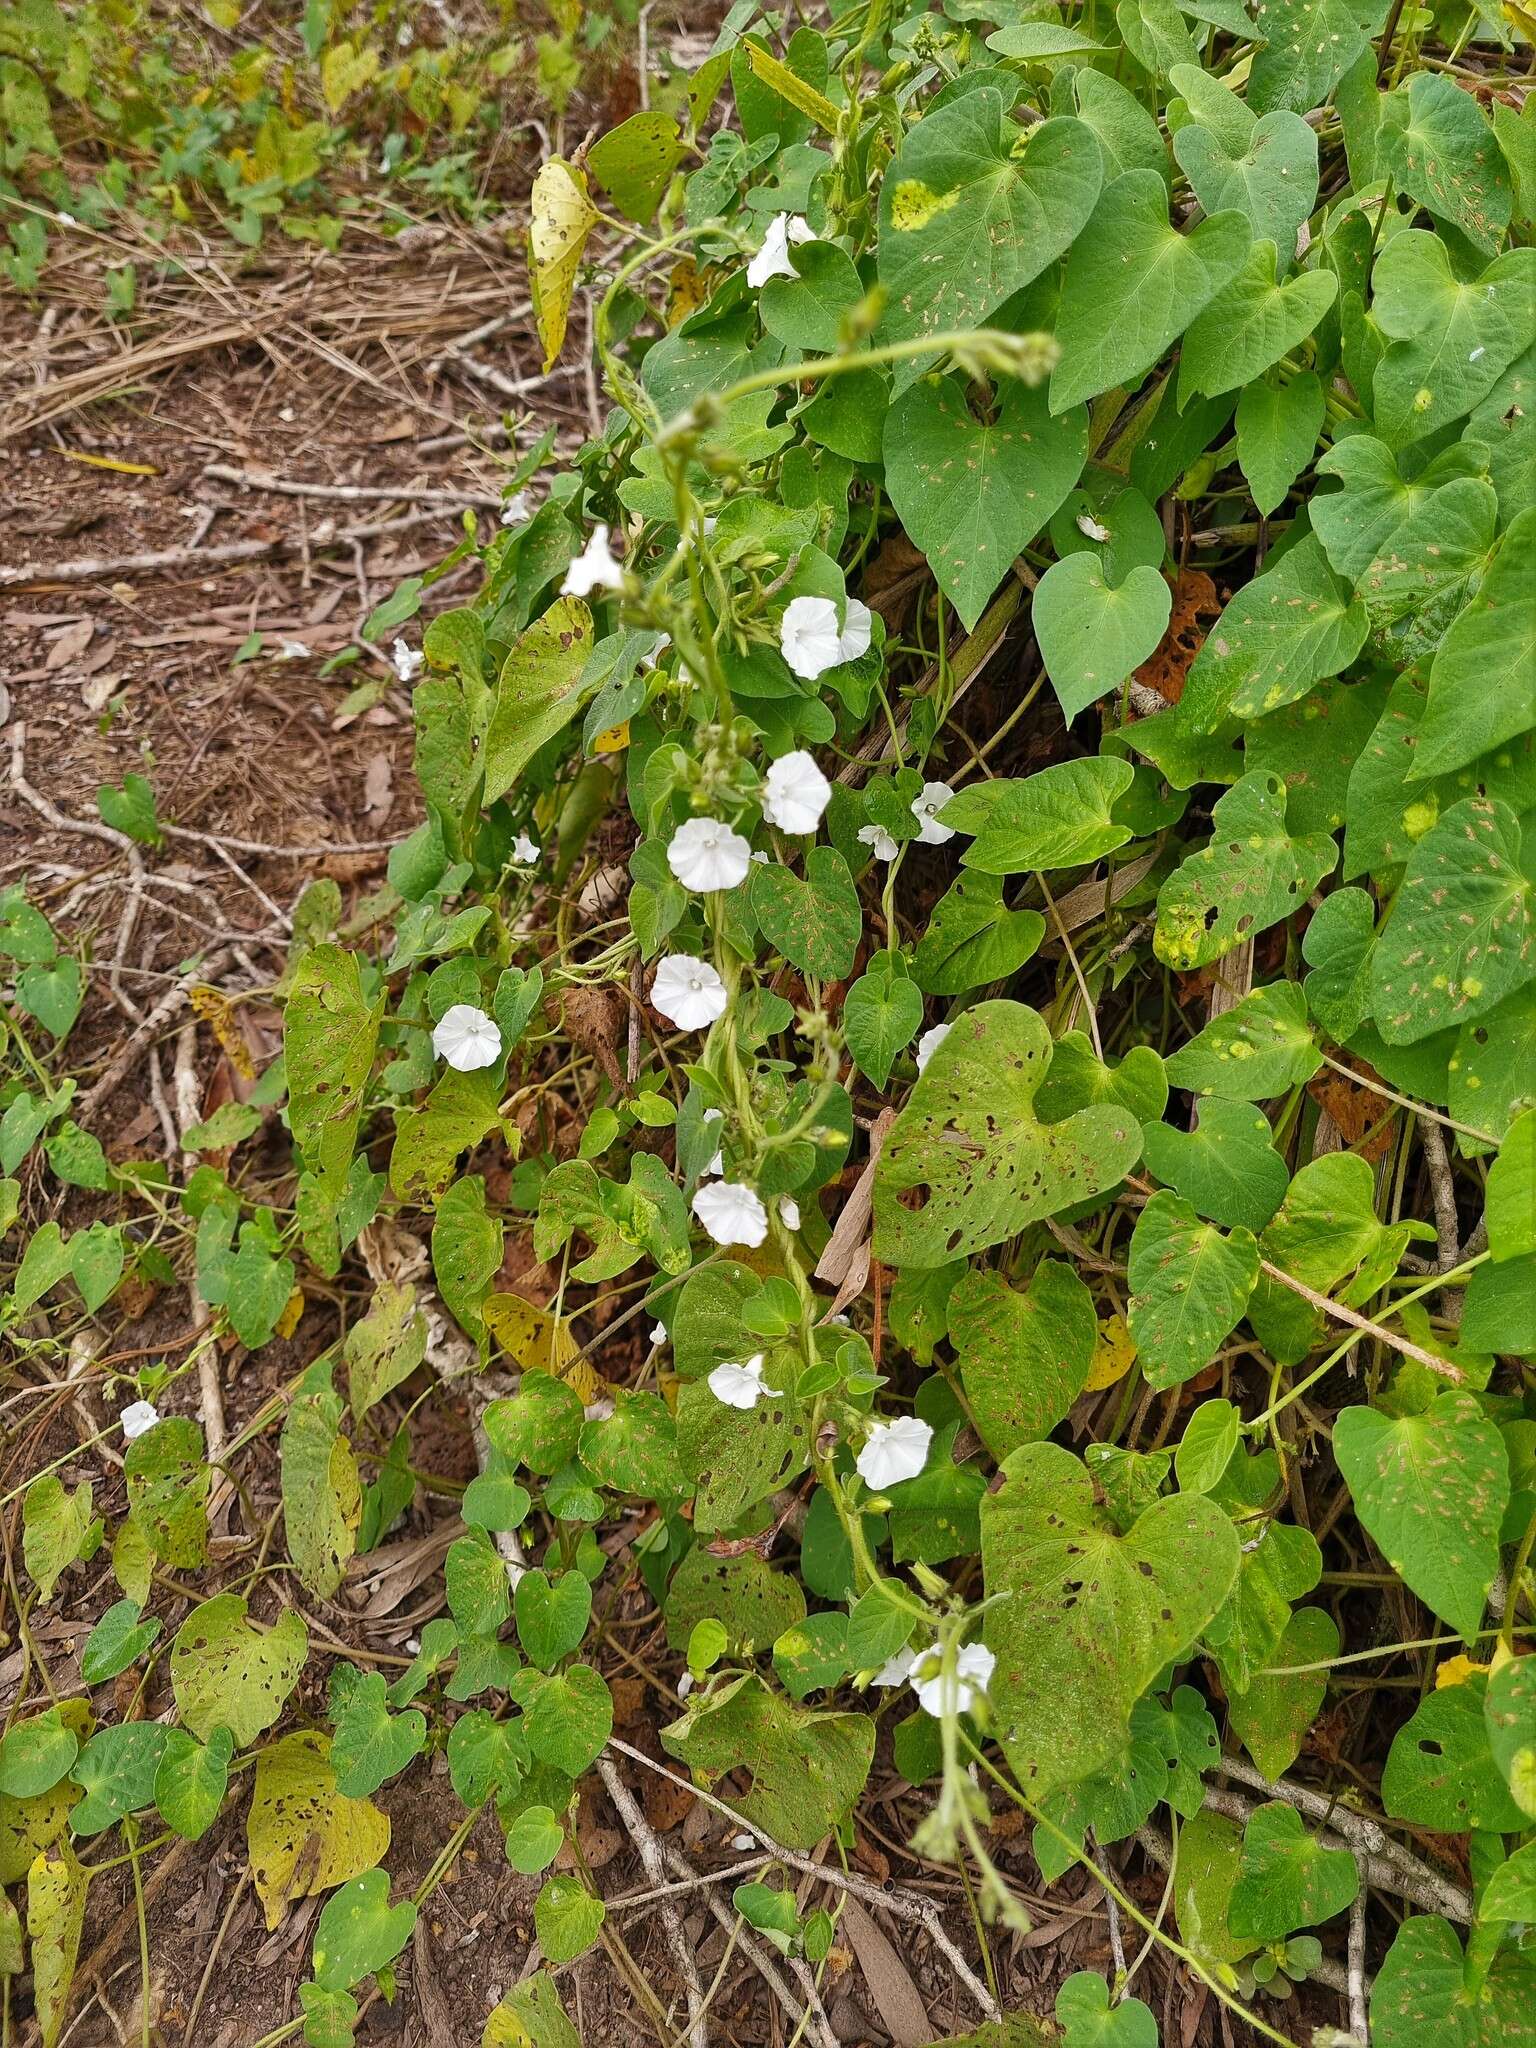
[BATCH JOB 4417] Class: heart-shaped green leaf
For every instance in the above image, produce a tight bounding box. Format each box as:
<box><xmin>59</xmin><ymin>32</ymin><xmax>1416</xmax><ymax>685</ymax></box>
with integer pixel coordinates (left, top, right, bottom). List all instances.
<box><xmin>514</xmin><ymin>1569</ymin><xmax>593</xmax><ymax>1670</ymax></box>
<box><xmin>949</xmin><ymin>1257</ymin><xmax>1098</xmax><ymax>1459</ymax></box>
<box><xmin>1032</xmin><ymin>554</ymin><xmax>1172</xmax><ymax>720</ymax></box>
<box><xmin>171</xmin><ymin>1594</ymin><xmax>308</xmax><ymax>1746</ymax></box>
<box><xmin>883</xmin><ymin>374</ymin><xmax>1087</xmax><ymax>631</ymax></box>
<box><xmin>661</xmin><ymin>1673</ymin><xmax>875</xmax><ymax>1848</ymax></box>
<box><xmin>1228</xmin><ymin>1801</ymin><xmax>1358</xmax><ymax>1941</ymax></box>
<box><xmin>1334</xmin><ymin>1392</ymin><xmax>1509</xmax><ymax>1640</ymax></box>
<box><xmin>874</xmin><ymin>1001</ymin><xmax>1144</xmax><ymax>1268</ymax></box>
<box><xmin>1128</xmin><ymin>1192</ymin><xmax>1259</xmax><ymax>1390</ymax></box>
<box><xmin>982</xmin><ymin>1440</ymin><xmax>1240</xmax><ymax>1790</ymax></box>
<box><xmin>312</xmin><ymin>1867</ymin><xmax>417</xmax><ymax>1994</ymax></box>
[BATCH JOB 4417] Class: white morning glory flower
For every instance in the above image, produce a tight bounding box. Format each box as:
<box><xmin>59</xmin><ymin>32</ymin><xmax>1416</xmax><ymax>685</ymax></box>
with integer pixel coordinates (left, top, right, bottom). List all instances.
<box><xmin>277</xmin><ymin>639</ymin><xmax>311</xmax><ymax>660</ymax></box>
<box><xmin>511</xmin><ymin>833</ymin><xmax>541</xmax><ymax>864</ymax></box>
<box><xmin>872</xmin><ymin>1644</ymin><xmax>918</xmax><ymax>1687</ymax></box>
<box><xmin>778</xmin><ymin>1196</ymin><xmax>801</xmax><ymax>1231</ymax></box>
<box><xmin>432</xmin><ymin>1004</ymin><xmax>502</xmax><ymax>1072</ymax></box>
<box><xmin>857</xmin><ymin>823</ymin><xmax>899</xmax><ymax>861</ymax></box>
<box><xmin>915</xmin><ymin>1021</ymin><xmax>951</xmax><ymax>1073</ymax></box>
<box><xmin>560</xmin><ymin>523</ymin><xmax>626</xmax><ymax>597</ymax></box>
<box><xmin>119</xmin><ymin>1399</ymin><xmax>160</xmax><ymax>1441</ymax></box>
<box><xmin>1075</xmin><ymin>512</ymin><xmax>1112</xmax><ymax>543</ymax></box>
<box><xmin>911</xmin><ymin>780</ymin><xmax>957</xmax><ymax>845</ymax></box>
<box><xmin>779</xmin><ymin>594</ymin><xmax>873</xmax><ymax>681</ymax></box>
<box><xmin>501</xmin><ymin>490</ymin><xmax>531</xmax><ymax>525</ymax></box>
<box><xmin>913</xmin><ymin>1643</ymin><xmax>996</xmax><ymax>1719</ymax></box>
<box><xmin>762</xmin><ymin>750</ymin><xmax>832</xmax><ymax>833</ymax></box>
<box><xmin>667</xmin><ymin>817</ymin><xmax>752</xmax><ymax>893</ymax></box>
<box><xmin>692</xmin><ymin>1179</ymin><xmax>769</xmax><ymax>1247</ymax></box>
<box><xmin>701</xmin><ymin>1107</ymin><xmax>725</xmax><ymax>1178</ymax></box>
<box><xmin>391</xmin><ymin>638</ymin><xmax>423</xmax><ymax>683</ymax></box>
<box><xmin>746</xmin><ymin>211</ymin><xmax>816</xmax><ymax>288</ymax></box>
<box><xmin>652</xmin><ymin>954</ymin><xmax>728</xmax><ymax>1029</ymax></box>
<box><xmin>856</xmin><ymin>1414</ymin><xmax>933</xmax><ymax>1491</ymax></box>
<box><xmin>707</xmin><ymin>1352</ymin><xmax>782</xmax><ymax>1409</ymax></box>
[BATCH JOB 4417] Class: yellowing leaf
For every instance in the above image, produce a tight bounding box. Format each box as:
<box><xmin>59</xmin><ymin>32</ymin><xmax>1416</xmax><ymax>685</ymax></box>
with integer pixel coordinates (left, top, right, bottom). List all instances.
<box><xmin>745</xmin><ymin>41</ymin><xmax>841</xmax><ymax>133</ymax></box>
<box><xmin>483</xmin><ymin>1295</ymin><xmax>579</xmax><ymax>1378</ymax></box>
<box><xmin>529</xmin><ymin>158</ymin><xmax>598</xmax><ymax>372</ymax></box>
<box><xmin>247</xmin><ymin>1731</ymin><xmax>389</xmax><ymax>1930</ymax></box>
<box><xmin>27</xmin><ymin>1845</ymin><xmax>87</xmax><ymax>2048</ymax></box>
<box><xmin>189</xmin><ymin>984</ymin><xmax>255</xmax><ymax>1080</ymax></box>
<box><xmin>0</xmin><ymin>1706</ymin><xmax>92</xmax><ymax>1886</ymax></box>
<box><xmin>276</xmin><ymin>1285</ymin><xmax>306</xmax><ymax>1341</ymax></box>
<box><xmin>1086</xmin><ymin>1313</ymin><xmax>1137</xmax><ymax>1391</ymax></box>
<box><xmin>592</xmin><ymin>720</ymin><xmax>630</xmax><ymax>754</ymax></box>
<box><xmin>1435</xmin><ymin>1653</ymin><xmax>1489</xmax><ymax>1690</ymax></box>
<box><xmin>61</xmin><ymin>451</ymin><xmax>159</xmax><ymax>475</ymax></box>
<box><xmin>320</xmin><ymin>40</ymin><xmax>380</xmax><ymax>113</ymax></box>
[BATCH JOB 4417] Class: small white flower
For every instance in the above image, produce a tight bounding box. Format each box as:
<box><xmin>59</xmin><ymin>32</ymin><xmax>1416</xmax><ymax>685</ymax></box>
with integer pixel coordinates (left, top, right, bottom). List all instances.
<box><xmin>779</xmin><ymin>594</ymin><xmax>872</xmax><ymax>681</ymax></box>
<box><xmin>915</xmin><ymin>1022</ymin><xmax>951</xmax><ymax>1073</ymax></box>
<box><xmin>856</xmin><ymin>1415</ymin><xmax>933</xmax><ymax>1491</ymax></box>
<box><xmin>676</xmin><ymin>1672</ymin><xmax>694</xmax><ymax>1698</ymax></box>
<box><xmin>119</xmin><ymin>1400</ymin><xmax>160</xmax><ymax>1442</ymax></box>
<box><xmin>432</xmin><ymin>1003</ymin><xmax>502</xmax><ymax>1072</ymax></box>
<box><xmin>857</xmin><ymin>823</ymin><xmax>899</xmax><ymax>861</ymax></box>
<box><xmin>913</xmin><ymin>1643</ymin><xmax>996</xmax><ymax>1719</ymax></box>
<box><xmin>1075</xmin><ymin>512</ymin><xmax>1112</xmax><ymax>543</ymax></box>
<box><xmin>277</xmin><ymin>638</ymin><xmax>311</xmax><ymax>660</ymax></box>
<box><xmin>640</xmin><ymin>633</ymin><xmax>672</xmax><ymax>672</ymax></box>
<box><xmin>700</xmin><ymin>1108</ymin><xmax>725</xmax><ymax>1179</ymax></box>
<box><xmin>392</xmin><ymin>637</ymin><xmax>423</xmax><ymax>683</ymax></box>
<box><xmin>501</xmin><ymin>491</ymin><xmax>531</xmax><ymax>525</ymax></box>
<box><xmin>911</xmin><ymin>780</ymin><xmax>956</xmax><ymax>845</ymax></box>
<box><xmin>56</xmin><ymin>211</ymin><xmax>77</xmax><ymax>228</ymax></box>
<box><xmin>704</xmin><ymin>1148</ymin><xmax>725</xmax><ymax>1176</ymax></box>
<box><xmin>692</xmin><ymin>1180</ymin><xmax>769</xmax><ymax>1247</ymax></box>
<box><xmin>405</xmin><ymin>1635</ymin><xmax>421</xmax><ymax>1655</ymax></box>
<box><xmin>778</xmin><ymin>1197</ymin><xmax>801</xmax><ymax>1231</ymax></box>
<box><xmin>838</xmin><ymin>598</ymin><xmax>873</xmax><ymax>664</ymax></box>
<box><xmin>729</xmin><ymin>1831</ymin><xmax>756</xmax><ymax>1851</ymax></box>
<box><xmin>750</xmin><ymin>848</ymin><xmax>769</xmax><ymax>864</ymax></box>
<box><xmin>560</xmin><ymin>523</ymin><xmax>626</xmax><ymax>597</ymax></box>
<box><xmin>762</xmin><ymin>750</ymin><xmax>832</xmax><ymax>834</ymax></box>
<box><xmin>667</xmin><ymin>817</ymin><xmax>752</xmax><ymax>893</ymax></box>
<box><xmin>649</xmin><ymin>1322</ymin><xmax>668</xmax><ymax>1347</ymax></box>
<box><xmin>746</xmin><ymin>211</ymin><xmax>816</xmax><ymax>288</ymax></box>
<box><xmin>707</xmin><ymin>1352</ymin><xmax>782</xmax><ymax>1409</ymax></box>
<box><xmin>652</xmin><ymin>954</ymin><xmax>728</xmax><ymax>1029</ymax></box>
<box><xmin>511</xmin><ymin>833</ymin><xmax>541</xmax><ymax>864</ymax></box>
<box><xmin>873</xmin><ymin>1644</ymin><xmax>918</xmax><ymax>1687</ymax></box>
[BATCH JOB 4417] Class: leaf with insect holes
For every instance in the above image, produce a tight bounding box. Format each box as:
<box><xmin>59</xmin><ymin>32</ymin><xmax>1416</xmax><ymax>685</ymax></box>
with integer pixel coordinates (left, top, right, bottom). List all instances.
<box><xmin>874</xmin><ymin>1001</ymin><xmax>1144</xmax><ymax>1269</ymax></box>
<box><xmin>1382</xmin><ymin>1679</ymin><xmax>1526</xmax><ymax>1832</ymax></box>
<box><xmin>246</xmin><ymin>1730</ymin><xmax>389</xmax><ymax>1931</ymax></box>
<box><xmin>27</xmin><ymin>1845</ymin><xmax>86</xmax><ymax>2048</ymax></box>
<box><xmin>1248</xmin><ymin>0</ymin><xmax>1367</xmax><ymax>117</ymax></box>
<box><xmin>484</xmin><ymin>598</ymin><xmax>596</xmax><ymax>804</ymax></box>
<box><xmin>882</xmin><ymin>374</ymin><xmax>1087</xmax><ymax>631</ymax></box>
<box><xmin>285</xmin><ymin>945</ymin><xmax>381</xmax><ymax>1203</ymax></box>
<box><xmin>1369</xmin><ymin>797</ymin><xmax>1532</xmax><ymax>1045</ymax></box>
<box><xmin>982</xmin><ymin>1441</ymin><xmax>1240</xmax><ymax>1792</ymax></box>
<box><xmin>949</xmin><ymin>1258</ymin><xmax>1098</xmax><ymax>1459</ymax></box>
<box><xmin>1128</xmin><ymin>1192</ymin><xmax>1259</xmax><ymax>1391</ymax></box>
<box><xmin>1370</xmin><ymin>1916</ymin><xmax>1536</xmax><ymax>2048</ymax></box>
<box><xmin>529</xmin><ymin>158</ymin><xmax>598</xmax><ymax>369</ymax></box>
<box><xmin>876</xmin><ymin>92</ymin><xmax>1102</xmax><ymax>348</ymax></box>
<box><xmin>587</xmin><ymin>111</ymin><xmax>686</xmax><ymax>225</ymax></box>
<box><xmin>1333</xmin><ymin>1393</ymin><xmax>1509</xmax><ymax>1640</ymax></box>
<box><xmin>1154</xmin><ymin>772</ymin><xmax>1336</xmax><ymax>972</ymax></box>
<box><xmin>662</xmin><ymin>1673</ymin><xmax>875</xmax><ymax>1848</ymax></box>
<box><xmin>1176</xmin><ymin>535</ymin><xmax>1367</xmax><ymax>735</ymax></box>
<box><xmin>171</xmin><ymin>1594</ymin><xmax>308</xmax><ymax>1746</ymax></box>
<box><xmin>1379</xmin><ymin>72</ymin><xmax>1512</xmax><ymax>254</ymax></box>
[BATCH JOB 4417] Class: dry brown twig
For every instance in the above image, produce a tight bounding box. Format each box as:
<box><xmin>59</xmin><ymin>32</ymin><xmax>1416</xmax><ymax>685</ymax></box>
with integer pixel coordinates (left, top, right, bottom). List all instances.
<box><xmin>605</xmin><ymin>1735</ymin><xmax>1001</xmax><ymax>2024</ymax></box>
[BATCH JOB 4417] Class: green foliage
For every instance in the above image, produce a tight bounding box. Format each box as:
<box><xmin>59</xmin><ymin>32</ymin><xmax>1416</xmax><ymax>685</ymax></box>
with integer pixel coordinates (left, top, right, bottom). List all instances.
<box><xmin>4</xmin><ymin>8</ymin><xmax>1533</xmax><ymax>2037</ymax></box>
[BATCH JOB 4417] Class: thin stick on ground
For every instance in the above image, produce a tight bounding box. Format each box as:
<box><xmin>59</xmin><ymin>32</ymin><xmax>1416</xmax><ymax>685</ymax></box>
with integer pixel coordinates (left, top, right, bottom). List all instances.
<box><xmin>661</xmin><ymin>1841</ymin><xmax>839</xmax><ymax>2048</ymax></box>
<box><xmin>596</xmin><ymin>1757</ymin><xmax>708</xmax><ymax>2048</ymax></box>
<box><xmin>605</xmin><ymin>1736</ymin><xmax>1001</xmax><ymax>2023</ymax></box>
